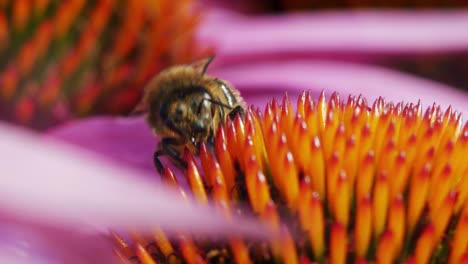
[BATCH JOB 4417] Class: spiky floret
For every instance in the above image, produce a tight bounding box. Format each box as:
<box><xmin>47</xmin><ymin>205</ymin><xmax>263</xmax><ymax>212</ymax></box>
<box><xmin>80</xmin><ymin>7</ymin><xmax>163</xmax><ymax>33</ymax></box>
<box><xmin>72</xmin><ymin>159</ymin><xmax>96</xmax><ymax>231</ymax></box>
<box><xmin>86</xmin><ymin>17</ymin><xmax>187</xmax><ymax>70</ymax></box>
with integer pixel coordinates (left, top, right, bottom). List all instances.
<box><xmin>0</xmin><ymin>0</ymin><xmax>207</xmax><ymax>129</ymax></box>
<box><xmin>114</xmin><ymin>91</ymin><xmax>468</xmax><ymax>264</ymax></box>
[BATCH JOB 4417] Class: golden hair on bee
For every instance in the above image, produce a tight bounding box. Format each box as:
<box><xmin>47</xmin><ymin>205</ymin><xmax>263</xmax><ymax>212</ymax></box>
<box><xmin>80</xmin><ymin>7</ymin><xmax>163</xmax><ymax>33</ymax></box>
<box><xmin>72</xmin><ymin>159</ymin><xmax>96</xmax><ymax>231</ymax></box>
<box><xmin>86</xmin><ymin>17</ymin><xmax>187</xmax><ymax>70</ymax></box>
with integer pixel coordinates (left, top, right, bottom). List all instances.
<box><xmin>134</xmin><ymin>55</ymin><xmax>246</xmax><ymax>173</ymax></box>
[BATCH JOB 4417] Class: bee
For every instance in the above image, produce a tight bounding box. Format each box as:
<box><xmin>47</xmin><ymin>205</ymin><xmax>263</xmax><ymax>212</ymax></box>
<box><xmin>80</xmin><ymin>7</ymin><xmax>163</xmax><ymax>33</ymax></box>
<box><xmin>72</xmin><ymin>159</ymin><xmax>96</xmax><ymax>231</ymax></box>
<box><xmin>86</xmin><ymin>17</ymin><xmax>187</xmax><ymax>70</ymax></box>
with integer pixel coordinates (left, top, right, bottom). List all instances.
<box><xmin>134</xmin><ymin>55</ymin><xmax>246</xmax><ymax>174</ymax></box>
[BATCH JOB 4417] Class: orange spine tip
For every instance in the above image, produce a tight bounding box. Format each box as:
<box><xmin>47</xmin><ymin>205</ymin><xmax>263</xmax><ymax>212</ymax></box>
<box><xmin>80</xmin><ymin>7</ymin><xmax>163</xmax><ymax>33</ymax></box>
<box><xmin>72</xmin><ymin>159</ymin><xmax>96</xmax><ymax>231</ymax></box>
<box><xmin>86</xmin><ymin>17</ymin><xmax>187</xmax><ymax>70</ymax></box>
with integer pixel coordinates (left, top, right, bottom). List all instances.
<box><xmin>334</xmin><ymin>123</ymin><xmax>346</xmax><ymax>158</ymax></box>
<box><xmin>334</xmin><ymin>170</ymin><xmax>349</xmax><ymax>227</ymax></box>
<box><xmin>450</xmin><ymin>211</ymin><xmax>468</xmax><ymax>264</ymax></box>
<box><xmin>211</xmin><ymin>164</ymin><xmax>229</xmax><ymax>207</ymax></box>
<box><xmin>1</xmin><ymin>66</ymin><xmax>18</xmax><ymax>100</ymax></box>
<box><xmin>408</xmin><ymin>164</ymin><xmax>431</xmax><ymax>233</ymax></box>
<box><xmin>17</xmin><ymin>41</ymin><xmax>37</xmax><ymax>76</ymax></box>
<box><xmin>456</xmin><ymin>168</ymin><xmax>468</xmax><ymax>213</ymax></box>
<box><xmin>376</xmin><ymin>230</ymin><xmax>395</xmax><ymax>264</ymax></box>
<box><xmin>245</xmin><ymin>110</ymin><xmax>265</xmax><ymax>166</ymax></box>
<box><xmin>330</xmin><ymin>223</ymin><xmax>347</xmax><ymax>264</ymax></box>
<box><xmin>184</xmin><ymin>150</ymin><xmax>208</xmax><ymax>204</ymax></box>
<box><xmin>255</xmin><ymin>170</ymin><xmax>271</xmax><ymax>214</ymax></box>
<box><xmin>179</xmin><ymin>236</ymin><xmax>206</xmax><ymax>264</ymax></box>
<box><xmin>432</xmin><ymin>191</ymin><xmax>457</xmax><ymax>241</ymax></box>
<box><xmin>135</xmin><ymin>243</ymin><xmax>159</xmax><ymax>264</ymax></box>
<box><xmin>294</xmin><ymin>119</ymin><xmax>311</xmax><ymax>170</ymax></box>
<box><xmin>323</xmin><ymin>110</ymin><xmax>340</xmax><ymax>159</ymax></box>
<box><xmin>280</xmin><ymin>226</ymin><xmax>299</xmax><ymax>264</ymax></box>
<box><xmin>358</xmin><ymin>123</ymin><xmax>374</xmax><ymax>165</ymax></box>
<box><xmin>298</xmin><ymin>178</ymin><xmax>313</xmax><ymax>230</ymax></box>
<box><xmin>13</xmin><ymin>0</ymin><xmax>30</xmax><ymax>31</ymax></box>
<box><xmin>225</xmin><ymin>118</ymin><xmax>239</xmax><ymax>162</ymax></box>
<box><xmin>110</xmin><ymin>230</ymin><xmax>134</xmax><ymax>258</ymax></box>
<box><xmin>263</xmin><ymin>102</ymin><xmax>276</xmax><ymax>131</ymax></box>
<box><xmin>15</xmin><ymin>97</ymin><xmax>35</xmax><ymax>124</ymax></box>
<box><xmin>355</xmin><ymin>258</ymin><xmax>368</xmax><ymax>264</ymax></box>
<box><xmin>326</xmin><ymin>152</ymin><xmax>341</xmax><ymax>207</ymax></box>
<box><xmin>460</xmin><ymin>253</ymin><xmax>468</xmax><ymax>264</ymax></box>
<box><xmin>245</xmin><ymin>155</ymin><xmax>261</xmax><ymax>213</ymax></box>
<box><xmin>373</xmin><ymin>171</ymin><xmax>389</xmax><ymax>238</ymax></box>
<box><xmin>261</xmin><ymin>201</ymin><xmax>280</xmax><ymax>232</ymax></box>
<box><xmin>230</xmin><ymin>239</ymin><xmax>252</xmax><ymax>264</ymax></box>
<box><xmin>0</xmin><ymin>12</ymin><xmax>8</xmax><ymax>48</ymax></box>
<box><xmin>308</xmin><ymin>136</ymin><xmax>325</xmax><ymax>198</ymax></box>
<box><xmin>215</xmin><ymin>127</ymin><xmax>236</xmax><ymax>192</ymax></box>
<box><xmin>199</xmin><ymin>142</ymin><xmax>214</xmax><ymax>185</ymax></box>
<box><xmin>356</xmin><ymin>151</ymin><xmax>375</xmax><ymax>202</ymax></box>
<box><xmin>153</xmin><ymin>227</ymin><xmax>174</xmax><ymax>260</ymax></box>
<box><xmin>389</xmin><ymin>151</ymin><xmax>408</xmax><ymax>200</ymax></box>
<box><xmin>387</xmin><ymin>196</ymin><xmax>405</xmax><ymax>255</ymax></box>
<box><xmin>328</xmin><ymin>91</ymin><xmax>341</xmax><ymax>112</ymax></box>
<box><xmin>280</xmin><ymin>93</ymin><xmax>294</xmax><ymax>135</ymax></box>
<box><xmin>282</xmin><ymin>152</ymin><xmax>299</xmax><ymax>210</ymax></box>
<box><xmin>113</xmin><ymin>248</ymin><xmax>134</xmax><ymax>264</ymax></box>
<box><xmin>317</xmin><ymin>90</ymin><xmax>327</xmax><ymax>136</ymax></box>
<box><xmin>343</xmin><ymin>135</ymin><xmax>358</xmax><ymax>188</ymax></box>
<box><xmin>34</xmin><ymin>0</ymin><xmax>50</xmax><ymax>14</ymax></box>
<box><xmin>163</xmin><ymin>167</ymin><xmax>179</xmax><ymax>186</ymax></box>
<box><xmin>304</xmin><ymin>97</ymin><xmax>319</xmax><ymax>136</ymax></box>
<box><xmin>377</xmin><ymin>137</ymin><xmax>396</xmax><ymax>175</ymax></box>
<box><xmin>373</xmin><ymin>110</ymin><xmax>392</xmax><ymax>163</ymax></box>
<box><xmin>308</xmin><ymin>192</ymin><xmax>325</xmax><ymax>258</ymax></box>
<box><xmin>414</xmin><ymin>224</ymin><xmax>436</xmax><ymax>264</ymax></box>
<box><xmin>355</xmin><ymin>196</ymin><xmax>372</xmax><ymax>258</ymax></box>
<box><xmin>297</xmin><ymin>90</ymin><xmax>307</xmax><ymax>118</ymax></box>
<box><xmin>429</xmin><ymin>164</ymin><xmax>453</xmax><ymax>211</ymax></box>
<box><xmin>234</xmin><ymin>113</ymin><xmax>246</xmax><ymax>158</ymax></box>
<box><xmin>243</xmin><ymin>136</ymin><xmax>257</xmax><ymax>168</ymax></box>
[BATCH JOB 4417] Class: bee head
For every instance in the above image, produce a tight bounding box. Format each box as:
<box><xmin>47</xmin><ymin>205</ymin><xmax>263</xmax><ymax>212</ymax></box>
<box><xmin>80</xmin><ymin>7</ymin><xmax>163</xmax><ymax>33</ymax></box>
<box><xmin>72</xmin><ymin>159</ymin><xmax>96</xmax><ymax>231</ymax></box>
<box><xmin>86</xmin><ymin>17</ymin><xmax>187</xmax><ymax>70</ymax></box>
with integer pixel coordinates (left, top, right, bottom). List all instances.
<box><xmin>163</xmin><ymin>90</ymin><xmax>216</xmax><ymax>145</ymax></box>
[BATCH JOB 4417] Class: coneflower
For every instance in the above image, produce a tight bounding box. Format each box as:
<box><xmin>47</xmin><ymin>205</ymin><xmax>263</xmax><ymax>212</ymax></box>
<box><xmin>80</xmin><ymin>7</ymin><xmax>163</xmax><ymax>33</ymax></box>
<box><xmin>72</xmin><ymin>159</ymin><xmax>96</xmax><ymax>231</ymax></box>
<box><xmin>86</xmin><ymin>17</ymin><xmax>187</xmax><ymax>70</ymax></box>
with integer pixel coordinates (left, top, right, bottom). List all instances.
<box><xmin>114</xmin><ymin>90</ymin><xmax>467</xmax><ymax>263</ymax></box>
<box><xmin>0</xmin><ymin>0</ymin><xmax>207</xmax><ymax>129</ymax></box>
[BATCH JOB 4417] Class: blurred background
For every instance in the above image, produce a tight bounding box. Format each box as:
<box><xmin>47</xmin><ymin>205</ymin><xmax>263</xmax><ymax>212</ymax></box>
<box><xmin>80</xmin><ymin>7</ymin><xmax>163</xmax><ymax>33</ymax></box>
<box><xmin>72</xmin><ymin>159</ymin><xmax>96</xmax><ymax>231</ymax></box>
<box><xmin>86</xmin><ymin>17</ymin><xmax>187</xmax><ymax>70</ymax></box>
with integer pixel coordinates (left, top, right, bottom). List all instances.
<box><xmin>0</xmin><ymin>0</ymin><xmax>467</xmax><ymax>130</ymax></box>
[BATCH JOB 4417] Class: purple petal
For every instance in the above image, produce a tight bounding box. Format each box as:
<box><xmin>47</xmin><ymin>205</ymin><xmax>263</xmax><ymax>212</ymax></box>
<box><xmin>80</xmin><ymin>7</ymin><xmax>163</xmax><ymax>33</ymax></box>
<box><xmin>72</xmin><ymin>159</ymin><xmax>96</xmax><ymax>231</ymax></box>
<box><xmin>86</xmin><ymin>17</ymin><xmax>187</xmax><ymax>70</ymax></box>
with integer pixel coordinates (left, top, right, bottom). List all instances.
<box><xmin>211</xmin><ymin>60</ymin><xmax>468</xmax><ymax>115</ymax></box>
<box><xmin>0</xmin><ymin>222</ymin><xmax>113</xmax><ymax>263</ymax></box>
<box><xmin>199</xmin><ymin>9</ymin><xmax>468</xmax><ymax>66</ymax></box>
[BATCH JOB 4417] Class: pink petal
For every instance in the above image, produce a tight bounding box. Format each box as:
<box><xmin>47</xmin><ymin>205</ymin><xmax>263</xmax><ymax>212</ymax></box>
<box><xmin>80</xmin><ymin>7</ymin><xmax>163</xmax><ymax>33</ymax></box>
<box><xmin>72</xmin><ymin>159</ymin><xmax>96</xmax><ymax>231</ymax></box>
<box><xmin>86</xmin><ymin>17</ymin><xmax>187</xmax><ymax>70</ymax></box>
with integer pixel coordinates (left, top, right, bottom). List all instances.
<box><xmin>0</xmin><ymin>222</ymin><xmax>113</xmax><ymax>263</ymax></box>
<box><xmin>211</xmin><ymin>60</ymin><xmax>468</xmax><ymax>115</ymax></box>
<box><xmin>199</xmin><ymin>9</ymin><xmax>468</xmax><ymax>66</ymax></box>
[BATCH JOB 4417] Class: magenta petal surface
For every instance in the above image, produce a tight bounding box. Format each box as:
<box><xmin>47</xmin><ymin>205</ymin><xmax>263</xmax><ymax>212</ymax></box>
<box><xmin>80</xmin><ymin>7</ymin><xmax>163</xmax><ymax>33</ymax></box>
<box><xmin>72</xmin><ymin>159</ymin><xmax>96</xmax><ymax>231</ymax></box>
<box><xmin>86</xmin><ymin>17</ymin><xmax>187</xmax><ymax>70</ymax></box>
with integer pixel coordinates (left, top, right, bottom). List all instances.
<box><xmin>211</xmin><ymin>60</ymin><xmax>468</xmax><ymax>114</ymax></box>
<box><xmin>200</xmin><ymin>9</ymin><xmax>468</xmax><ymax>66</ymax></box>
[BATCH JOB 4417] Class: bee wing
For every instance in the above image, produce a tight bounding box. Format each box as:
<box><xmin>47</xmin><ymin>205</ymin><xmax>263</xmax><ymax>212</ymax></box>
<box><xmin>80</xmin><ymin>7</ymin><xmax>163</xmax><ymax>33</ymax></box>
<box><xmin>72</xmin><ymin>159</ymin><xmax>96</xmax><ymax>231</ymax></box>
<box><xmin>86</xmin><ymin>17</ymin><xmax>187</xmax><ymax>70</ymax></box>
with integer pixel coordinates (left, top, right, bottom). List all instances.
<box><xmin>190</xmin><ymin>54</ymin><xmax>215</xmax><ymax>76</ymax></box>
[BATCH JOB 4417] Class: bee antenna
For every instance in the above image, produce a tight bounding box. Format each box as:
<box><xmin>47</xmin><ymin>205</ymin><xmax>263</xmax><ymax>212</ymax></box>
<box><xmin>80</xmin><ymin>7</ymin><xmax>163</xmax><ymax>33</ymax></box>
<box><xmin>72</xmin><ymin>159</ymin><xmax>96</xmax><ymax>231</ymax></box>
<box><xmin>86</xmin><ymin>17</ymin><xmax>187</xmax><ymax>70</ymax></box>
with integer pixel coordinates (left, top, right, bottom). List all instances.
<box><xmin>191</xmin><ymin>54</ymin><xmax>215</xmax><ymax>76</ymax></box>
<box><xmin>129</xmin><ymin>99</ymin><xmax>147</xmax><ymax>116</ymax></box>
<box><xmin>197</xmin><ymin>98</ymin><xmax>232</xmax><ymax>115</ymax></box>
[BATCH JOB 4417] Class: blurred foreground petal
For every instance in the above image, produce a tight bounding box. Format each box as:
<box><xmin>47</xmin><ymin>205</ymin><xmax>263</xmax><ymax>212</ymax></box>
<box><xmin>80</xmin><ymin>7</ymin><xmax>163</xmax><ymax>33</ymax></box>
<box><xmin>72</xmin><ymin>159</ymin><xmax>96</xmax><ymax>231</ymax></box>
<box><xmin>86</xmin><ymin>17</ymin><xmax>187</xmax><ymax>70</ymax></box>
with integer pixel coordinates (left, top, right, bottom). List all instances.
<box><xmin>0</xmin><ymin>222</ymin><xmax>113</xmax><ymax>263</ymax></box>
<box><xmin>0</xmin><ymin>122</ymin><xmax>270</xmax><ymax>261</ymax></box>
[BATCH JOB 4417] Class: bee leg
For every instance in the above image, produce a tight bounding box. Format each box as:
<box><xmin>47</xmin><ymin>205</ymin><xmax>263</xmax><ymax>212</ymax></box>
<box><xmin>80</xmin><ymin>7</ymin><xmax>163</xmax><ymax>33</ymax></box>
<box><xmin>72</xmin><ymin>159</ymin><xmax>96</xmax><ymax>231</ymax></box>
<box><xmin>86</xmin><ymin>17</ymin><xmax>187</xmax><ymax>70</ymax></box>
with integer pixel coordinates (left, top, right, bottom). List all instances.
<box><xmin>153</xmin><ymin>150</ymin><xmax>166</xmax><ymax>174</ymax></box>
<box><xmin>153</xmin><ymin>138</ymin><xmax>188</xmax><ymax>174</ymax></box>
<box><xmin>228</xmin><ymin>105</ymin><xmax>245</xmax><ymax>120</ymax></box>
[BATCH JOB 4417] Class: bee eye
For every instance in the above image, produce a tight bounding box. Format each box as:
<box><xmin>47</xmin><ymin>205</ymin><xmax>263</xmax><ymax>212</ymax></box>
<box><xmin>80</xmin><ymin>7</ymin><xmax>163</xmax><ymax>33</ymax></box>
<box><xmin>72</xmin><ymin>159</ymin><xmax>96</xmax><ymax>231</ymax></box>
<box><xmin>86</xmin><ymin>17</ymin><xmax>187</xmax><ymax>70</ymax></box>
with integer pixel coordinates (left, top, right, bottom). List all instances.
<box><xmin>191</xmin><ymin>99</ymin><xmax>199</xmax><ymax>109</ymax></box>
<box><xmin>175</xmin><ymin>106</ymin><xmax>184</xmax><ymax>116</ymax></box>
